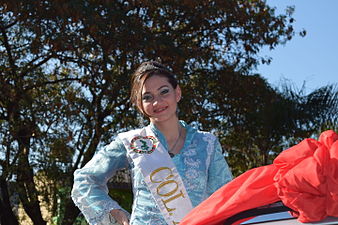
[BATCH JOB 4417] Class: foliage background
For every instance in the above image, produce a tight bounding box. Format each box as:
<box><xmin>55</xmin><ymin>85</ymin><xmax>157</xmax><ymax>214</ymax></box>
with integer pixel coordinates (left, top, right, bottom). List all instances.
<box><xmin>0</xmin><ymin>0</ymin><xmax>337</xmax><ymax>224</ymax></box>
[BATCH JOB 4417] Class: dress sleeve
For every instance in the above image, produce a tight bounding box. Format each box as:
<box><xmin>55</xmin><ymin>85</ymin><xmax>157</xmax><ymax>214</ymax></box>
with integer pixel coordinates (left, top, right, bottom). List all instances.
<box><xmin>206</xmin><ymin>138</ymin><xmax>233</xmax><ymax>196</ymax></box>
<box><xmin>71</xmin><ymin>137</ymin><xmax>129</xmax><ymax>225</ymax></box>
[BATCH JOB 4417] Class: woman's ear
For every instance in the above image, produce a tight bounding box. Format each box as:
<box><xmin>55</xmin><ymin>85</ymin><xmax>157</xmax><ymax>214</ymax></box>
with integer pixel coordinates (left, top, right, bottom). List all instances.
<box><xmin>175</xmin><ymin>85</ymin><xmax>182</xmax><ymax>103</ymax></box>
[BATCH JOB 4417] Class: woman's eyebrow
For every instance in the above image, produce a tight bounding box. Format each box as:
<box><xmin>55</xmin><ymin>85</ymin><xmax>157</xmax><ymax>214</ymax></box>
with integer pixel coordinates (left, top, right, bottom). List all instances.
<box><xmin>157</xmin><ymin>85</ymin><xmax>169</xmax><ymax>91</ymax></box>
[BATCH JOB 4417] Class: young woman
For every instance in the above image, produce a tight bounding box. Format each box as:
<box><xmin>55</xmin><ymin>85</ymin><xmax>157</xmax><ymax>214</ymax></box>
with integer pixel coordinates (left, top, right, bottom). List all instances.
<box><xmin>71</xmin><ymin>61</ymin><xmax>233</xmax><ymax>225</ymax></box>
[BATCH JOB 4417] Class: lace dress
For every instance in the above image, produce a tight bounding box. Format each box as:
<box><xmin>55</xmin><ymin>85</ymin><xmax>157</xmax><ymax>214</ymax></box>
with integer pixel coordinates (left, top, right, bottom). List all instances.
<box><xmin>71</xmin><ymin>121</ymin><xmax>233</xmax><ymax>225</ymax></box>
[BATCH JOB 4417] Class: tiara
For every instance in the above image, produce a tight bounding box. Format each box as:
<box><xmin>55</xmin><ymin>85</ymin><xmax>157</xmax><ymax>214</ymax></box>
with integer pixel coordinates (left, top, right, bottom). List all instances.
<box><xmin>137</xmin><ymin>62</ymin><xmax>167</xmax><ymax>74</ymax></box>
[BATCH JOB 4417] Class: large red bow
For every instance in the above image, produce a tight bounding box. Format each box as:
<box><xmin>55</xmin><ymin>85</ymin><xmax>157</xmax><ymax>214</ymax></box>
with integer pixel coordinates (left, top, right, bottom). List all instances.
<box><xmin>180</xmin><ymin>130</ymin><xmax>338</xmax><ymax>225</ymax></box>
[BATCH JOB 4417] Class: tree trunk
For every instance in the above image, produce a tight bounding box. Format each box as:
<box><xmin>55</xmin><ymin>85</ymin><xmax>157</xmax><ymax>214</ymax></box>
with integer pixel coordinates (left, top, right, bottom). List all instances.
<box><xmin>16</xmin><ymin>133</ymin><xmax>46</xmax><ymax>225</ymax></box>
<box><xmin>0</xmin><ymin>178</ymin><xmax>19</xmax><ymax>225</ymax></box>
<box><xmin>61</xmin><ymin>197</ymin><xmax>80</xmax><ymax>225</ymax></box>
<box><xmin>81</xmin><ymin>129</ymin><xmax>102</xmax><ymax>166</ymax></box>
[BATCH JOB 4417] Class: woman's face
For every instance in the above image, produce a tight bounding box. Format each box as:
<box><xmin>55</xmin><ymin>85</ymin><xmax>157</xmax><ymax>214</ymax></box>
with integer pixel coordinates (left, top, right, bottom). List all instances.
<box><xmin>140</xmin><ymin>75</ymin><xmax>181</xmax><ymax>123</ymax></box>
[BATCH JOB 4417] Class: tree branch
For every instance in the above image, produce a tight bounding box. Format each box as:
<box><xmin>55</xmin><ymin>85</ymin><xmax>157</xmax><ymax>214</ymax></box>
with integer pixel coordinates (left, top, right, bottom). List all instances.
<box><xmin>3</xmin><ymin>20</ymin><xmax>18</xmax><ymax>30</ymax></box>
<box><xmin>20</xmin><ymin>53</ymin><xmax>55</xmax><ymax>78</ymax></box>
<box><xmin>25</xmin><ymin>77</ymin><xmax>82</xmax><ymax>91</ymax></box>
<box><xmin>0</xmin><ymin>25</ymin><xmax>17</xmax><ymax>77</ymax></box>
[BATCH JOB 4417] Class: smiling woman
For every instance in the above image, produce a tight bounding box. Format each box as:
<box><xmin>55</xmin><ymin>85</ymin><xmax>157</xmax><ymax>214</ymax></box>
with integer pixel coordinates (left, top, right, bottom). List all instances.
<box><xmin>71</xmin><ymin>60</ymin><xmax>233</xmax><ymax>225</ymax></box>
<box><xmin>137</xmin><ymin>71</ymin><xmax>181</xmax><ymax>123</ymax></box>
<box><xmin>130</xmin><ymin>61</ymin><xmax>179</xmax><ymax>118</ymax></box>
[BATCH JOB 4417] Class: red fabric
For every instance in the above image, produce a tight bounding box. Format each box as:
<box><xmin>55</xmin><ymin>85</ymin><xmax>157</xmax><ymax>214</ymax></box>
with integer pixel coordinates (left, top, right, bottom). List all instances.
<box><xmin>180</xmin><ymin>130</ymin><xmax>338</xmax><ymax>225</ymax></box>
<box><xmin>274</xmin><ymin>130</ymin><xmax>338</xmax><ymax>222</ymax></box>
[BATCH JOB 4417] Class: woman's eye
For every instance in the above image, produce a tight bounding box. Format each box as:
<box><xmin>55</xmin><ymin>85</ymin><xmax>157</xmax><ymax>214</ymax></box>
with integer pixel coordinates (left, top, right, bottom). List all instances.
<box><xmin>160</xmin><ymin>88</ymin><xmax>169</xmax><ymax>95</ymax></box>
<box><xmin>142</xmin><ymin>94</ymin><xmax>153</xmax><ymax>101</ymax></box>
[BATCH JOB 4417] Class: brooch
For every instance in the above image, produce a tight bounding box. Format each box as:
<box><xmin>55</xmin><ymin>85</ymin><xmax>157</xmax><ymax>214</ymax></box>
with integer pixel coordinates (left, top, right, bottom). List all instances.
<box><xmin>130</xmin><ymin>136</ymin><xmax>158</xmax><ymax>154</ymax></box>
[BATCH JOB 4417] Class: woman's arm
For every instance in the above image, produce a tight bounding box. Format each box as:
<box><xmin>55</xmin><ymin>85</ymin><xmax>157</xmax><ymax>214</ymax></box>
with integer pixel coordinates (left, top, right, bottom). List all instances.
<box><xmin>206</xmin><ymin>138</ymin><xmax>233</xmax><ymax>196</ymax></box>
<box><xmin>71</xmin><ymin>138</ymin><xmax>129</xmax><ymax>225</ymax></box>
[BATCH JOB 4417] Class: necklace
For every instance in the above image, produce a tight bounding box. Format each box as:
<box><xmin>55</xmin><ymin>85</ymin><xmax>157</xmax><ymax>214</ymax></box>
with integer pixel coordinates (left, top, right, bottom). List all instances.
<box><xmin>169</xmin><ymin>125</ymin><xmax>182</xmax><ymax>157</ymax></box>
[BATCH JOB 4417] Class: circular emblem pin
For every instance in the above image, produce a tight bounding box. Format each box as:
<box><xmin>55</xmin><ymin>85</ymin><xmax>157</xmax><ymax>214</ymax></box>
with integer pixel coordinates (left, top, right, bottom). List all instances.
<box><xmin>130</xmin><ymin>136</ymin><xmax>158</xmax><ymax>154</ymax></box>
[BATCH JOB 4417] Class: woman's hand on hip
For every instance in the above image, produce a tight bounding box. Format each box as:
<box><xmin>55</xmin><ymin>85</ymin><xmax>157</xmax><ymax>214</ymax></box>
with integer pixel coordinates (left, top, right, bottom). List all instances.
<box><xmin>110</xmin><ymin>209</ymin><xmax>129</xmax><ymax>225</ymax></box>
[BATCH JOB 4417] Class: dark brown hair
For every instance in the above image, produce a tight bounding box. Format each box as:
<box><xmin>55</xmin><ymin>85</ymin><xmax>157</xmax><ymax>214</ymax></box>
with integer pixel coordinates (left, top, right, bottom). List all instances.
<box><xmin>130</xmin><ymin>61</ymin><xmax>178</xmax><ymax>115</ymax></box>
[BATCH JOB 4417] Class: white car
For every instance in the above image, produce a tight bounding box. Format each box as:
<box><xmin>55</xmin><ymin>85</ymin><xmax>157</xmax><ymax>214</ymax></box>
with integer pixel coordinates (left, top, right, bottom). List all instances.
<box><xmin>242</xmin><ymin>212</ymin><xmax>338</xmax><ymax>225</ymax></box>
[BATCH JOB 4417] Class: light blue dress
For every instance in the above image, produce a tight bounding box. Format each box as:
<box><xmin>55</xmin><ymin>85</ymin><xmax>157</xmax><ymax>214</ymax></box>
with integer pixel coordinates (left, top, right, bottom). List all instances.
<box><xmin>71</xmin><ymin>121</ymin><xmax>233</xmax><ymax>225</ymax></box>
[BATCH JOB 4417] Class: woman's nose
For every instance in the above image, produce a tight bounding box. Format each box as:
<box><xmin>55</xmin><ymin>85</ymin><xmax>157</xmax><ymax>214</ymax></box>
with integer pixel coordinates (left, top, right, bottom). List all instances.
<box><xmin>152</xmin><ymin>95</ymin><xmax>162</xmax><ymax>106</ymax></box>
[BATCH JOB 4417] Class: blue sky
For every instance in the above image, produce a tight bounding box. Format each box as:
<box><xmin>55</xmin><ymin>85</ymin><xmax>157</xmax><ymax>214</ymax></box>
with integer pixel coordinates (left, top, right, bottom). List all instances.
<box><xmin>255</xmin><ymin>0</ymin><xmax>338</xmax><ymax>94</ymax></box>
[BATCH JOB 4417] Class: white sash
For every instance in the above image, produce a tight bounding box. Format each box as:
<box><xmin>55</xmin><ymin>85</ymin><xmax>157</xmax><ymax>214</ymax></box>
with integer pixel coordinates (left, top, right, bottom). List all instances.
<box><xmin>118</xmin><ymin>126</ymin><xmax>193</xmax><ymax>225</ymax></box>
